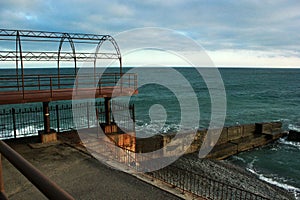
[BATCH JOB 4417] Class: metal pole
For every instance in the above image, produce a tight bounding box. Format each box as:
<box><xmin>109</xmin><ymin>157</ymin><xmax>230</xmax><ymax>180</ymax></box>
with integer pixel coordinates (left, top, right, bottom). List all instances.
<box><xmin>17</xmin><ymin>31</ymin><xmax>25</xmax><ymax>100</ymax></box>
<box><xmin>15</xmin><ymin>33</ymin><xmax>19</xmax><ymax>91</ymax></box>
<box><xmin>56</xmin><ymin>105</ymin><xmax>60</xmax><ymax>133</ymax></box>
<box><xmin>50</xmin><ymin>77</ymin><xmax>53</xmax><ymax>98</ymax></box>
<box><xmin>104</xmin><ymin>97</ymin><xmax>111</xmax><ymax>125</ymax></box>
<box><xmin>93</xmin><ymin>53</ymin><xmax>96</xmax><ymax>87</ymax></box>
<box><xmin>132</xmin><ymin>104</ymin><xmax>135</xmax><ymax>122</ymax></box>
<box><xmin>38</xmin><ymin>75</ymin><xmax>40</xmax><ymax>90</ymax></box>
<box><xmin>0</xmin><ymin>141</ymin><xmax>74</xmax><ymax>200</ymax></box>
<box><xmin>12</xmin><ymin>108</ymin><xmax>17</xmax><ymax>139</ymax></box>
<box><xmin>131</xmin><ymin>104</ymin><xmax>136</xmax><ymax>132</ymax></box>
<box><xmin>43</xmin><ymin>102</ymin><xmax>51</xmax><ymax>134</ymax></box>
<box><xmin>87</xmin><ymin>102</ymin><xmax>90</xmax><ymax>128</ymax></box>
<box><xmin>57</xmin><ymin>36</ymin><xmax>64</xmax><ymax>89</ymax></box>
<box><xmin>119</xmin><ymin>58</ymin><xmax>123</xmax><ymax>93</ymax></box>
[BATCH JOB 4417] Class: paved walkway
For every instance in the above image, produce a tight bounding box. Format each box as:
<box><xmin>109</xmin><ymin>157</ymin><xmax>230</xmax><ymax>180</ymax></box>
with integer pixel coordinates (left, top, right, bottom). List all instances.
<box><xmin>2</xmin><ymin>141</ymin><xmax>181</xmax><ymax>200</ymax></box>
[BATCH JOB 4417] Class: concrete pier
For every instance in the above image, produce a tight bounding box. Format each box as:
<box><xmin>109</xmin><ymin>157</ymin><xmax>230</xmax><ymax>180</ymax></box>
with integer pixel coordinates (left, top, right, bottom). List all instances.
<box><xmin>135</xmin><ymin>121</ymin><xmax>287</xmax><ymax>160</ymax></box>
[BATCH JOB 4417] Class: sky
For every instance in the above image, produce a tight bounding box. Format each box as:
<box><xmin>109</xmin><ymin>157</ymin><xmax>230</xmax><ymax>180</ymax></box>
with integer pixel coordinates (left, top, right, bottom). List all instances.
<box><xmin>1</xmin><ymin>0</ymin><xmax>300</xmax><ymax>67</ymax></box>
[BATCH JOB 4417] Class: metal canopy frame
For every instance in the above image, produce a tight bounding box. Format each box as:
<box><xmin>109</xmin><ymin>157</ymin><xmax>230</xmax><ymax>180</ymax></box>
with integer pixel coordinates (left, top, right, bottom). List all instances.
<box><xmin>0</xmin><ymin>29</ymin><xmax>122</xmax><ymax>89</ymax></box>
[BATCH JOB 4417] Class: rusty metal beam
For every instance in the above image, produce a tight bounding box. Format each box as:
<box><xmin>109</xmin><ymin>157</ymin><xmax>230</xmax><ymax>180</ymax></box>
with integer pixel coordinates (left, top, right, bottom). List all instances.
<box><xmin>0</xmin><ymin>141</ymin><xmax>74</xmax><ymax>200</ymax></box>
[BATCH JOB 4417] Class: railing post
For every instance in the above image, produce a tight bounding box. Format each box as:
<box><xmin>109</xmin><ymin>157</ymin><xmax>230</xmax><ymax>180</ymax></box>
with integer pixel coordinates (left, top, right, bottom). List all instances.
<box><xmin>56</xmin><ymin>105</ymin><xmax>60</xmax><ymax>133</ymax></box>
<box><xmin>131</xmin><ymin>104</ymin><xmax>135</xmax><ymax>132</ymax></box>
<box><xmin>87</xmin><ymin>102</ymin><xmax>90</xmax><ymax>128</ymax></box>
<box><xmin>128</xmin><ymin>74</ymin><xmax>131</xmax><ymax>88</ymax></box>
<box><xmin>76</xmin><ymin>76</ymin><xmax>78</xmax><ymax>90</ymax></box>
<box><xmin>135</xmin><ymin>74</ymin><xmax>137</xmax><ymax>90</ymax></box>
<box><xmin>131</xmin><ymin>104</ymin><xmax>135</xmax><ymax>122</ymax></box>
<box><xmin>43</xmin><ymin>102</ymin><xmax>51</xmax><ymax>134</ymax></box>
<box><xmin>12</xmin><ymin>108</ymin><xmax>17</xmax><ymax>138</ymax></box>
<box><xmin>50</xmin><ymin>77</ymin><xmax>53</xmax><ymax>98</ymax></box>
<box><xmin>104</xmin><ymin>97</ymin><xmax>111</xmax><ymax>125</ymax></box>
<box><xmin>38</xmin><ymin>75</ymin><xmax>40</xmax><ymax>90</ymax></box>
<box><xmin>97</xmin><ymin>75</ymin><xmax>101</xmax><ymax>95</ymax></box>
<box><xmin>120</xmin><ymin>73</ymin><xmax>123</xmax><ymax>93</ymax></box>
<box><xmin>22</xmin><ymin>79</ymin><xmax>25</xmax><ymax>100</ymax></box>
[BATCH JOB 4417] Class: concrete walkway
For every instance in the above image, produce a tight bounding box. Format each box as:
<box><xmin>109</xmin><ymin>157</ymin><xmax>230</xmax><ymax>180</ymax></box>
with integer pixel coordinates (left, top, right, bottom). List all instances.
<box><xmin>2</xmin><ymin>141</ymin><xmax>182</xmax><ymax>200</ymax></box>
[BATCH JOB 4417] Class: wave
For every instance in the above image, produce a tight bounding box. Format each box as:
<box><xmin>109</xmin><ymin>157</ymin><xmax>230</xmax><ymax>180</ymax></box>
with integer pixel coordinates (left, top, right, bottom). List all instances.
<box><xmin>135</xmin><ymin>120</ymin><xmax>181</xmax><ymax>138</ymax></box>
<box><xmin>288</xmin><ymin>124</ymin><xmax>300</xmax><ymax>132</ymax></box>
<box><xmin>246</xmin><ymin>159</ymin><xmax>300</xmax><ymax>199</ymax></box>
<box><xmin>231</xmin><ymin>155</ymin><xmax>246</xmax><ymax>163</ymax></box>
<box><xmin>279</xmin><ymin>138</ymin><xmax>300</xmax><ymax>150</ymax></box>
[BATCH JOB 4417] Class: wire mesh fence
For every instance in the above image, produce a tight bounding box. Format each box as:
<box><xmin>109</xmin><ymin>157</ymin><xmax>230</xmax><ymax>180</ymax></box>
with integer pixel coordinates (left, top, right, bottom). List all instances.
<box><xmin>0</xmin><ymin>100</ymin><xmax>134</xmax><ymax>139</ymax></box>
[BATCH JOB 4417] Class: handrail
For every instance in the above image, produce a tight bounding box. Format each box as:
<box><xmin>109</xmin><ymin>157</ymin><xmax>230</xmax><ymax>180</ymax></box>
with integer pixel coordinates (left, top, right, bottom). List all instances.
<box><xmin>0</xmin><ymin>73</ymin><xmax>138</xmax><ymax>100</ymax></box>
<box><xmin>147</xmin><ymin>165</ymin><xmax>270</xmax><ymax>200</ymax></box>
<box><xmin>0</xmin><ymin>140</ymin><xmax>74</xmax><ymax>200</ymax></box>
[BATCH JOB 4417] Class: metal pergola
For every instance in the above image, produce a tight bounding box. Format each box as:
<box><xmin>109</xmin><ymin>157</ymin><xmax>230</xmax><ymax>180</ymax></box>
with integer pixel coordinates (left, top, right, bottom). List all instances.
<box><xmin>0</xmin><ymin>28</ymin><xmax>122</xmax><ymax>87</ymax></box>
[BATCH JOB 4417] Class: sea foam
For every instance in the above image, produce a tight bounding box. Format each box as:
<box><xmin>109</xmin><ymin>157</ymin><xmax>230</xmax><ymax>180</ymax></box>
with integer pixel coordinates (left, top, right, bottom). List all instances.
<box><xmin>247</xmin><ymin>160</ymin><xmax>300</xmax><ymax>199</ymax></box>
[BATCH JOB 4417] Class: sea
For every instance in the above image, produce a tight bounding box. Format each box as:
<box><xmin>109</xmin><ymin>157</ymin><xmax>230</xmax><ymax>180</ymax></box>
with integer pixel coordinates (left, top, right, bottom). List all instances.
<box><xmin>0</xmin><ymin>67</ymin><xmax>300</xmax><ymax>199</ymax></box>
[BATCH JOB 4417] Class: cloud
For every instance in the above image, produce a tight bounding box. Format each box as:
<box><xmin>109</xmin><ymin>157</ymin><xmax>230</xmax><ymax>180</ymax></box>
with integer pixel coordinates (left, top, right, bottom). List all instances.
<box><xmin>208</xmin><ymin>49</ymin><xmax>300</xmax><ymax>67</ymax></box>
<box><xmin>107</xmin><ymin>3</ymin><xmax>134</xmax><ymax>17</ymax></box>
<box><xmin>0</xmin><ymin>0</ymin><xmax>300</xmax><ymax>67</ymax></box>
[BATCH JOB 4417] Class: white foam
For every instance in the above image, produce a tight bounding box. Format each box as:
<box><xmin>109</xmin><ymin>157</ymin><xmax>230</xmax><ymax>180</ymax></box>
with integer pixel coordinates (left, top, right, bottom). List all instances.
<box><xmin>288</xmin><ymin>124</ymin><xmax>300</xmax><ymax>132</ymax></box>
<box><xmin>246</xmin><ymin>163</ymin><xmax>300</xmax><ymax>199</ymax></box>
<box><xmin>279</xmin><ymin>138</ymin><xmax>300</xmax><ymax>150</ymax></box>
<box><xmin>231</xmin><ymin>155</ymin><xmax>246</xmax><ymax>163</ymax></box>
<box><xmin>135</xmin><ymin>121</ymin><xmax>181</xmax><ymax>138</ymax></box>
<box><xmin>13</xmin><ymin>125</ymin><xmax>38</xmax><ymax>137</ymax></box>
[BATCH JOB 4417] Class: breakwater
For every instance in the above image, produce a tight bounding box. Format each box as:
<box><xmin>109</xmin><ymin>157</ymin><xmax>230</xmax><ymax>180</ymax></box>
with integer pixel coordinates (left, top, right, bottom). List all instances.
<box><xmin>136</xmin><ymin>121</ymin><xmax>286</xmax><ymax>159</ymax></box>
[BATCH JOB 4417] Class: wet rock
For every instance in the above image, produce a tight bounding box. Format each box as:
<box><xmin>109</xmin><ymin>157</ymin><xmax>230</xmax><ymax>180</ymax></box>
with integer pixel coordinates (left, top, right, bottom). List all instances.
<box><xmin>287</xmin><ymin>130</ymin><xmax>300</xmax><ymax>142</ymax></box>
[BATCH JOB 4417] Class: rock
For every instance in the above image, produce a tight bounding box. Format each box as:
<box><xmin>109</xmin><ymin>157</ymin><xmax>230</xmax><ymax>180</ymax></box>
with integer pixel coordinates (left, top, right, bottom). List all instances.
<box><xmin>287</xmin><ymin>130</ymin><xmax>300</xmax><ymax>142</ymax></box>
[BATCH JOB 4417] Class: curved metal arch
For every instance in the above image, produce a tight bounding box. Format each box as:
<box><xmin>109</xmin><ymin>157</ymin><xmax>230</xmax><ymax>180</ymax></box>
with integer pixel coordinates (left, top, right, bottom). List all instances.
<box><xmin>94</xmin><ymin>35</ymin><xmax>122</xmax><ymax>75</ymax></box>
<box><xmin>57</xmin><ymin>33</ymin><xmax>77</xmax><ymax>86</ymax></box>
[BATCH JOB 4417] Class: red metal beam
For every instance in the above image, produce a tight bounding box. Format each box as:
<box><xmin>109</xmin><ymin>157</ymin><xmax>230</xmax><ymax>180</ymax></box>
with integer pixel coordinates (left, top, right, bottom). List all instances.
<box><xmin>0</xmin><ymin>141</ymin><xmax>74</xmax><ymax>200</ymax></box>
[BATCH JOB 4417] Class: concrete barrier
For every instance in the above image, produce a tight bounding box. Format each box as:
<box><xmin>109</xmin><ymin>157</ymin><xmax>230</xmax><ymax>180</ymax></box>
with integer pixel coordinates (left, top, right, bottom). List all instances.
<box><xmin>242</xmin><ymin>124</ymin><xmax>256</xmax><ymax>138</ymax></box>
<box><xmin>136</xmin><ymin>135</ymin><xmax>163</xmax><ymax>153</ymax></box>
<box><xmin>207</xmin><ymin>142</ymin><xmax>238</xmax><ymax>160</ymax></box>
<box><xmin>135</xmin><ymin>121</ymin><xmax>285</xmax><ymax>160</ymax></box>
<box><xmin>228</xmin><ymin>126</ymin><xmax>242</xmax><ymax>141</ymax></box>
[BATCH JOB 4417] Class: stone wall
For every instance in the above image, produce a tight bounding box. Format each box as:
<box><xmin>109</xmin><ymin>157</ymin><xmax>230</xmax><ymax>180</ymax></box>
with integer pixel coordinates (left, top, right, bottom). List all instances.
<box><xmin>136</xmin><ymin>121</ymin><xmax>287</xmax><ymax>160</ymax></box>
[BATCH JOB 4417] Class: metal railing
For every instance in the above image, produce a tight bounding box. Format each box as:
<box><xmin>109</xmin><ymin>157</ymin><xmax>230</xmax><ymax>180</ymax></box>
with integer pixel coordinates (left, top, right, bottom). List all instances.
<box><xmin>0</xmin><ymin>140</ymin><xmax>74</xmax><ymax>199</ymax></box>
<box><xmin>84</xmin><ymin>135</ymin><xmax>137</xmax><ymax>168</ymax></box>
<box><xmin>0</xmin><ymin>101</ymin><xmax>135</xmax><ymax>139</ymax></box>
<box><xmin>147</xmin><ymin>165</ymin><xmax>270</xmax><ymax>200</ymax></box>
<box><xmin>0</xmin><ymin>73</ymin><xmax>137</xmax><ymax>100</ymax></box>
<box><xmin>77</xmin><ymin>131</ymin><xmax>271</xmax><ymax>200</ymax></box>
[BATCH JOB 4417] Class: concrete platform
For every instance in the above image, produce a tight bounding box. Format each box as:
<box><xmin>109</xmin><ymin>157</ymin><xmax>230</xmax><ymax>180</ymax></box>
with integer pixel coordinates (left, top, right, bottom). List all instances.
<box><xmin>2</xmin><ymin>141</ymin><xmax>181</xmax><ymax>200</ymax></box>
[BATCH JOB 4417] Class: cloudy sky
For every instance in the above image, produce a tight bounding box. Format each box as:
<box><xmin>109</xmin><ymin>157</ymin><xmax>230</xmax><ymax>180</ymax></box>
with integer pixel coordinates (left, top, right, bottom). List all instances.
<box><xmin>1</xmin><ymin>0</ymin><xmax>300</xmax><ymax>67</ymax></box>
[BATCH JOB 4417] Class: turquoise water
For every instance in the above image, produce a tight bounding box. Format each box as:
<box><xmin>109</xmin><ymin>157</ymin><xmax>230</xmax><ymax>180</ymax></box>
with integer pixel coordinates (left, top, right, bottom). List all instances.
<box><xmin>130</xmin><ymin>67</ymin><xmax>300</xmax><ymax>199</ymax></box>
<box><xmin>0</xmin><ymin>67</ymin><xmax>300</xmax><ymax>198</ymax></box>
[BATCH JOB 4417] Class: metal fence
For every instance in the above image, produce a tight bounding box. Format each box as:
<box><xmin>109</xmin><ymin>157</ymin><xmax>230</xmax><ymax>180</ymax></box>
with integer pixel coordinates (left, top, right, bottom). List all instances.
<box><xmin>147</xmin><ymin>165</ymin><xmax>270</xmax><ymax>200</ymax></box>
<box><xmin>0</xmin><ymin>101</ymin><xmax>135</xmax><ymax>139</ymax></box>
<box><xmin>79</xmin><ymin>136</ymin><xmax>271</xmax><ymax>200</ymax></box>
<box><xmin>0</xmin><ymin>73</ymin><xmax>137</xmax><ymax>98</ymax></box>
